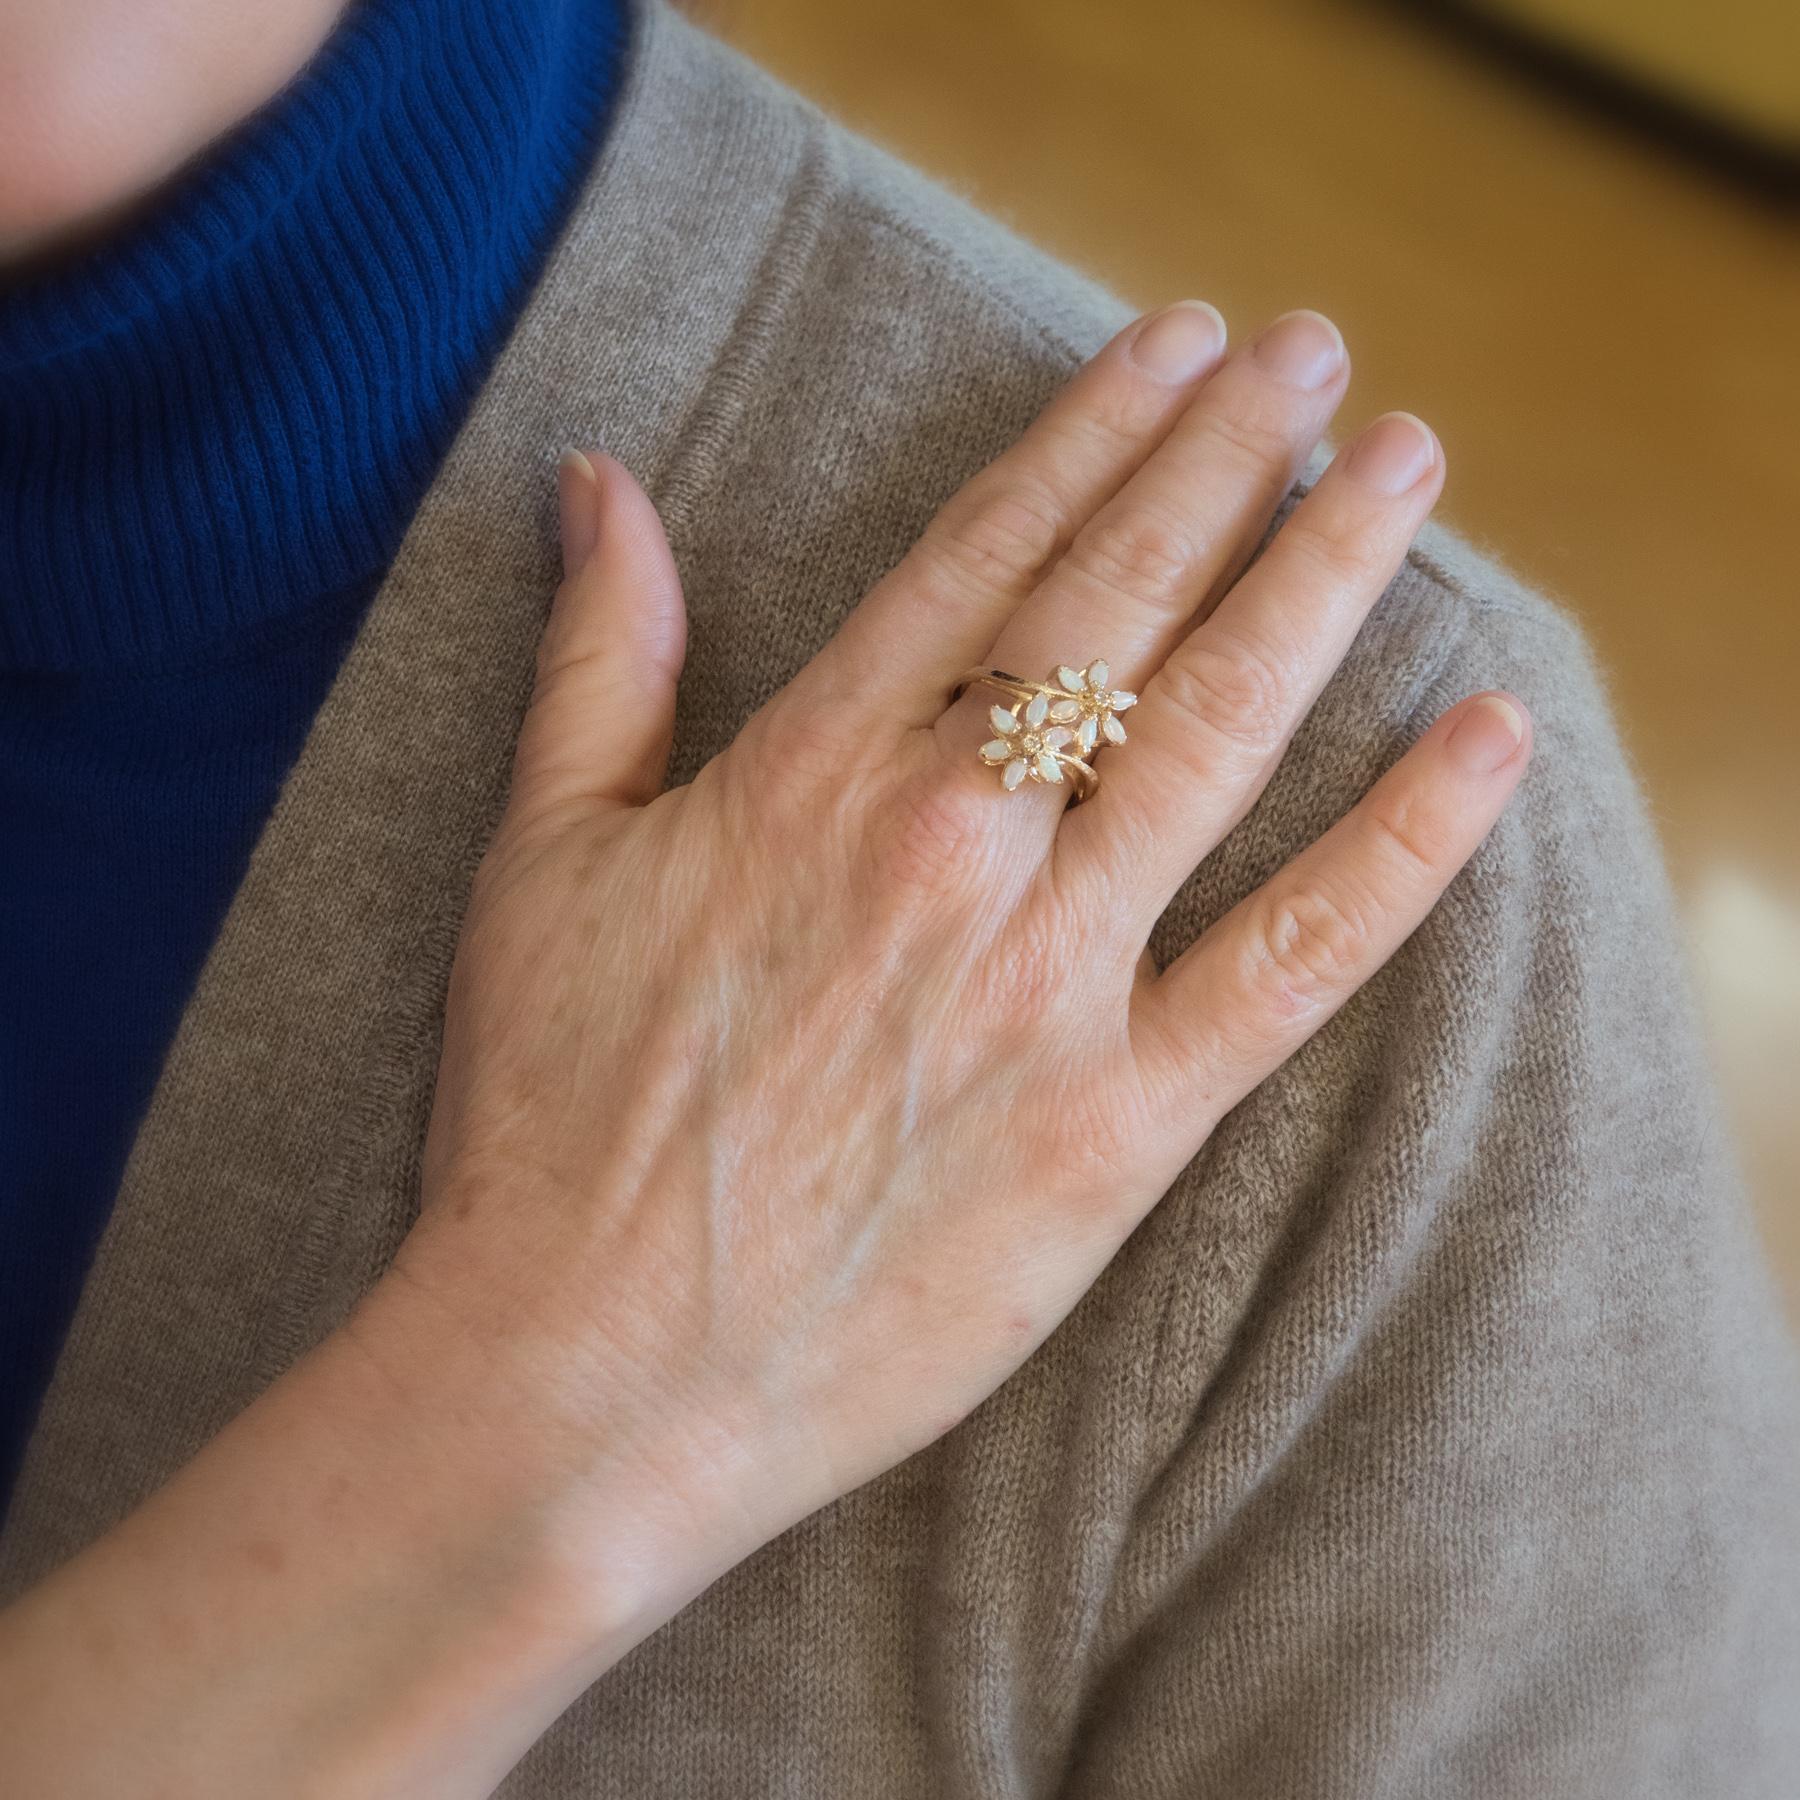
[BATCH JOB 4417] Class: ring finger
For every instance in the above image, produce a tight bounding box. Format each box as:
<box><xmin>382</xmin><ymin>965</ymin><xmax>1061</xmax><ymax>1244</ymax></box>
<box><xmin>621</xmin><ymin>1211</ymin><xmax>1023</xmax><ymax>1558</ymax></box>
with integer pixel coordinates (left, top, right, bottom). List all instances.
<box><xmin>1060</xmin><ymin>408</ymin><xmax>1446</xmax><ymax>924</ymax></box>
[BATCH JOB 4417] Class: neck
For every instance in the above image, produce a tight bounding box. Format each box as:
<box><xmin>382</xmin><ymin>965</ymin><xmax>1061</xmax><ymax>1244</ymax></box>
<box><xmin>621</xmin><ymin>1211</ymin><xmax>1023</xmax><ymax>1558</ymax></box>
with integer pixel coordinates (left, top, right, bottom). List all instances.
<box><xmin>0</xmin><ymin>0</ymin><xmax>349</xmax><ymax>264</ymax></box>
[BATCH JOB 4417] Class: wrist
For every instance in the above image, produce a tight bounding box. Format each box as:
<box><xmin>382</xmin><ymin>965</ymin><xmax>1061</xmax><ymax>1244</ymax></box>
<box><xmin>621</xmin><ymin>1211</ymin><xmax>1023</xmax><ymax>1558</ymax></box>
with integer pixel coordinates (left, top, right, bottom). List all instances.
<box><xmin>0</xmin><ymin>1245</ymin><xmax>763</xmax><ymax>1800</ymax></box>
<box><xmin>358</xmin><ymin>1221</ymin><xmax>776</xmax><ymax>1661</ymax></box>
<box><xmin>290</xmin><ymin>1270</ymin><xmax>702</xmax><ymax>1794</ymax></box>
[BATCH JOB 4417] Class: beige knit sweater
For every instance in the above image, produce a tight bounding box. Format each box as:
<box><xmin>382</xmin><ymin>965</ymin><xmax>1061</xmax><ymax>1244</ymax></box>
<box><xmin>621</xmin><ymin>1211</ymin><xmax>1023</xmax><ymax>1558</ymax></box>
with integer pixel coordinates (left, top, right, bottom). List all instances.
<box><xmin>4</xmin><ymin>5</ymin><xmax>1797</xmax><ymax>1793</ymax></box>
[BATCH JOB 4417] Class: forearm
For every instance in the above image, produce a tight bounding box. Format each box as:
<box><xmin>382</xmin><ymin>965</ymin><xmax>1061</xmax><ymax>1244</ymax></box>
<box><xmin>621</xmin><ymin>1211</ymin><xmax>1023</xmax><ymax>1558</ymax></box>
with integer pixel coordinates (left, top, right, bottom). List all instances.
<box><xmin>0</xmin><ymin>1266</ymin><xmax>727</xmax><ymax>1799</ymax></box>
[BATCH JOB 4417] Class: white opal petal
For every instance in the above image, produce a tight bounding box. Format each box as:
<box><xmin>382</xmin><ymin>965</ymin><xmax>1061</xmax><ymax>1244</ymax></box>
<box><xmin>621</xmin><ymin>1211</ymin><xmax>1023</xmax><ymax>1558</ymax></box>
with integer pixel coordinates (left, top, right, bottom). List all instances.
<box><xmin>1036</xmin><ymin>753</ymin><xmax>1063</xmax><ymax>784</ymax></box>
<box><xmin>1049</xmin><ymin>698</ymin><xmax>1082</xmax><ymax>723</ymax></box>
<box><xmin>1077</xmin><ymin>716</ymin><xmax>1099</xmax><ymax>751</ymax></box>
<box><xmin>980</xmin><ymin>739</ymin><xmax>1012</xmax><ymax>762</ymax></box>
<box><xmin>1043</xmin><ymin>726</ymin><xmax>1073</xmax><ymax>749</ymax></box>
<box><xmin>1102</xmin><ymin>713</ymin><xmax>1127</xmax><ymax>744</ymax></box>
<box><xmin>1088</xmin><ymin>659</ymin><xmax>1110</xmax><ymax>690</ymax></box>
<box><xmin>989</xmin><ymin>704</ymin><xmax>1018</xmax><ymax>735</ymax></box>
<box><xmin>1002</xmin><ymin>757</ymin><xmax>1029</xmax><ymax>790</ymax></box>
<box><xmin>1108</xmin><ymin>689</ymin><xmax>1137</xmax><ymax>711</ymax></box>
<box><xmin>1056</xmin><ymin>665</ymin><xmax>1086</xmax><ymax>693</ymax></box>
<box><xmin>1024</xmin><ymin>690</ymin><xmax>1050</xmax><ymax>727</ymax></box>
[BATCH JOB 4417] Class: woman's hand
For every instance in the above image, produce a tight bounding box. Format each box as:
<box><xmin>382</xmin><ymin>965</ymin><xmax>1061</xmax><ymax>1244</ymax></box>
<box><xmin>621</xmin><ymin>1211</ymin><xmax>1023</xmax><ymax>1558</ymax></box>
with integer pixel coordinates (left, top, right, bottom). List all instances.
<box><xmin>404</xmin><ymin>301</ymin><xmax>1531</xmax><ymax>1584</ymax></box>
<box><xmin>0</xmin><ymin>303</ymin><xmax>1532</xmax><ymax>1799</ymax></box>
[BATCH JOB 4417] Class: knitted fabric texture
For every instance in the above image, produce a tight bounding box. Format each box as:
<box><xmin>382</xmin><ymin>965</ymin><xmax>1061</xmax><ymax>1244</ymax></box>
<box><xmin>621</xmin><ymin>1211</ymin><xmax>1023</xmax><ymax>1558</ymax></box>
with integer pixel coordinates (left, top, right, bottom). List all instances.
<box><xmin>3</xmin><ymin>6</ymin><xmax>1796</xmax><ymax>1794</ymax></box>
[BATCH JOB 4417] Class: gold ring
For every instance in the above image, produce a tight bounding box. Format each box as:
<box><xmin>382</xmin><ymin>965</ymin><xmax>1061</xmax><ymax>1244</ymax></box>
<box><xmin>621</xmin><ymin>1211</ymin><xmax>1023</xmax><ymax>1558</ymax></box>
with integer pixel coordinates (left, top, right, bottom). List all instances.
<box><xmin>951</xmin><ymin>658</ymin><xmax>1136</xmax><ymax>800</ymax></box>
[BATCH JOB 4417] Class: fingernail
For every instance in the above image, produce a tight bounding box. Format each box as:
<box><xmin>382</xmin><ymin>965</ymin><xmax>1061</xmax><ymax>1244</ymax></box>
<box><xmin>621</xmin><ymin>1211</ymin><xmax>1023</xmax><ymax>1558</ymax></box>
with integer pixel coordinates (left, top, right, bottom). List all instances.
<box><xmin>1251</xmin><ymin>309</ymin><xmax>1345</xmax><ymax>389</ymax></box>
<box><xmin>1447</xmin><ymin>694</ymin><xmax>1526</xmax><ymax>773</ymax></box>
<box><xmin>558</xmin><ymin>448</ymin><xmax>600</xmax><ymax>575</ymax></box>
<box><xmin>1129</xmin><ymin>300</ymin><xmax>1228</xmax><ymax>384</ymax></box>
<box><xmin>1343</xmin><ymin>411</ymin><xmax>1437</xmax><ymax>496</ymax></box>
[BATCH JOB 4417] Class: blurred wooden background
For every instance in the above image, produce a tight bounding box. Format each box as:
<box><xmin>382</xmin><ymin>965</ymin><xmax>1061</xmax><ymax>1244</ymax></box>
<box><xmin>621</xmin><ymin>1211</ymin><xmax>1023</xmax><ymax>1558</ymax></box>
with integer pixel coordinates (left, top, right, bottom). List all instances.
<box><xmin>710</xmin><ymin>0</ymin><xmax>1800</xmax><ymax>1318</ymax></box>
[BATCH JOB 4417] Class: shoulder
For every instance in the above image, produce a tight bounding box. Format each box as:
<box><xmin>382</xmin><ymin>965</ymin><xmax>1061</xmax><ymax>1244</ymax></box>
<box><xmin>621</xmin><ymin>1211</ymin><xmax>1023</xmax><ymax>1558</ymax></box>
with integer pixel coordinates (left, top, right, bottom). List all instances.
<box><xmin>630</xmin><ymin>19</ymin><xmax>1800</xmax><ymax>1773</ymax></box>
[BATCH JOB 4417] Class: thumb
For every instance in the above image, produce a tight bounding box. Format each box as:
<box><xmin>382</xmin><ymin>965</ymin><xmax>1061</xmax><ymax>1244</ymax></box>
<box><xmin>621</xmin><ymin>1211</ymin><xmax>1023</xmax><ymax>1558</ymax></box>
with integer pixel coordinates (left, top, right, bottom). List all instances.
<box><xmin>506</xmin><ymin>449</ymin><xmax>688</xmax><ymax>826</ymax></box>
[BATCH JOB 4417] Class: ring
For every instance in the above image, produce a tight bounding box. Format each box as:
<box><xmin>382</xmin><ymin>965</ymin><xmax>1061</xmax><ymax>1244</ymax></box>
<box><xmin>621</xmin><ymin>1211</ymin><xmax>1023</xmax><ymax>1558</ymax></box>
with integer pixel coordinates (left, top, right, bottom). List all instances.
<box><xmin>951</xmin><ymin>658</ymin><xmax>1137</xmax><ymax>799</ymax></box>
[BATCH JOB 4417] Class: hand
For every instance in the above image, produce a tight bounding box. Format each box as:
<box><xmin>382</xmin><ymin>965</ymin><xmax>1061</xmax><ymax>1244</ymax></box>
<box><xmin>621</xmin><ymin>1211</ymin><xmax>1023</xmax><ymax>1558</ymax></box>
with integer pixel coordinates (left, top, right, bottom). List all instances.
<box><xmin>402</xmin><ymin>302</ymin><xmax>1532</xmax><ymax>1582</ymax></box>
<box><xmin>0</xmin><ymin>304</ymin><xmax>1533</xmax><ymax>1798</ymax></box>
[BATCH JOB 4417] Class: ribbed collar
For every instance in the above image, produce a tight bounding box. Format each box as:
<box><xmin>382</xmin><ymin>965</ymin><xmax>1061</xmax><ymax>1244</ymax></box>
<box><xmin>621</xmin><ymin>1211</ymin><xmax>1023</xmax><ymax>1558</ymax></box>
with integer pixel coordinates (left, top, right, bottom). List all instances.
<box><xmin>0</xmin><ymin>0</ymin><xmax>629</xmax><ymax>673</ymax></box>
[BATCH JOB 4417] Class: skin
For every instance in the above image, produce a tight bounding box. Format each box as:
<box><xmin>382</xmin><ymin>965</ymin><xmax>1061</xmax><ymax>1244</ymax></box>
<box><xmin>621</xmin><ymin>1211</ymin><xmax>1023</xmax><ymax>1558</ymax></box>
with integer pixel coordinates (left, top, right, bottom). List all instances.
<box><xmin>0</xmin><ymin>0</ymin><xmax>346</xmax><ymax>259</ymax></box>
<box><xmin>0</xmin><ymin>10</ymin><xmax>1533</xmax><ymax>1794</ymax></box>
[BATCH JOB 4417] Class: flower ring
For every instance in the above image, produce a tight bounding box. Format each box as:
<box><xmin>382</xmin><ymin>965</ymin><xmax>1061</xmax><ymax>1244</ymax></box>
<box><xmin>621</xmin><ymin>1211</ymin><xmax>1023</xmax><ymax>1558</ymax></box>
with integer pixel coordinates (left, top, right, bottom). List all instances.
<box><xmin>979</xmin><ymin>691</ymin><xmax>1083</xmax><ymax>791</ymax></box>
<box><xmin>951</xmin><ymin>658</ymin><xmax>1129</xmax><ymax>801</ymax></box>
<box><xmin>1044</xmin><ymin>659</ymin><xmax>1137</xmax><ymax>753</ymax></box>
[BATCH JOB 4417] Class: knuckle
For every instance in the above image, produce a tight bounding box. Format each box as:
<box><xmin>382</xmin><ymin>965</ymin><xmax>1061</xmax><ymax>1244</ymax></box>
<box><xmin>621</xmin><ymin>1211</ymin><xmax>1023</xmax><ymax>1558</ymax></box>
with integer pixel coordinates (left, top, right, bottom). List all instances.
<box><xmin>529</xmin><ymin>634</ymin><xmax>607</xmax><ymax>710</ymax></box>
<box><xmin>1042</xmin><ymin>1085</ymin><xmax>1139</xmax><ymax>1196</ymax></box>
<box><xmin>989</xmin><ymin>910</ymin><xmax>1068</xmax><ymax>1026</ymax></box>
<box><xmin>1366</xmin><ymin>792</ymin><xmax>1453</xmax><ymax>878</ymax></box>
<box><xmin>1250</xmin><ymin>879</ymin><xmax>1375</xmax><ymax>1012</ymax></box>
<box><xmin>870</xmin><ymin>760</ymin><xmax>995</xmax><ymax>901</ymax></box>
<box><xmin>751</xmin><ymin>700</ymin><xmax>856</xmax><ymax>803</ymax></box>
<box><xmin>1158</xmin><ymin>633</ymin><xmax>1292</xmax><ymax>756</ymax></box>
<box><xmin>1194</xmin><ymin>404</ymin><xmax>1293</xmax><ymax>475</ymax></box>
<box><xmin>1276</xmin><ymin>510</ymin><xmax>1378</xmax><ymax>587</ymax></box>
<box><xmin>927</xmin><ymin>479</ymin><xmax>1067</xmax><ymax>591</ymax></box>
<box><xmin>1071</xmin><ymin>371</ymin><xmax>1166</xmax><ymax>453</ymax></box>
<box><xmin>1068</xmin><ymin>507</ymin><xmax>1199</xmax><ymax>608</ymax></box>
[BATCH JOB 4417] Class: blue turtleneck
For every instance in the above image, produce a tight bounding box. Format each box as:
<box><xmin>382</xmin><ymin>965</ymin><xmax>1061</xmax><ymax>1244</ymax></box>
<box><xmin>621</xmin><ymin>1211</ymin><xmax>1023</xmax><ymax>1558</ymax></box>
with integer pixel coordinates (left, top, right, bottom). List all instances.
<box><xmin>0</xmin><ymin>0</ymin><xmax>631</xmax><ymax>1507</ymax></box>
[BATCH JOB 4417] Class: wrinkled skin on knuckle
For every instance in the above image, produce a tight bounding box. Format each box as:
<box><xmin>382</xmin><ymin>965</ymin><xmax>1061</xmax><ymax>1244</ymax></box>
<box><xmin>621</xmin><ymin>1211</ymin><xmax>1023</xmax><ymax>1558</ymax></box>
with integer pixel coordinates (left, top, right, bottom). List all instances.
<box><xmin>962</xmin><ymin>884</ymin><xmax>1079</xmax><ymax>1026</ymax></box>
<box><xmin>1035</xmin><ymin>1064</ymin><xmax>1146</xmax><ymax>1207</ymax></box>
<box><xmin>1069</xmin><ymin>508</ymin><xmax>1198</xmax><ymax>608</ymax></box>
<box><xmin>1248</xmin><ymin>877</ymin><xmax>1377</xmax><ymax>1018</ymax></box>
<box><xmin>1074</xmin><ymin>386</ymin><xmax>1154</xmax><ymax>457</ymax></box>
<box><xmin>1195</xmin><ymin>406</ymin><xmax>1294</xmax><ymax>480</ymax></box>
<box><xmin>866</xmin><ymin>761</ymin><xmax>998</xmax><ymax>906</ymax></box>
<box><xmin>928</xmin><ymin>478</ymin><xmax>1067</xmax><ymax>591</ymax></box>
<box><xmin>742</xmin><ymin>692</ymin><xmax>867</xmax><ymax>806</ymax></box>
<box><xmin>1079</xmin><ymin>792</ymin><xmax>1166</xmax><ymax>900</ymax></box>
<box><xmin>1367</xmin><ymin>790</ymin><xmax>1455</xmax><ymax>878</ymax></box>
<box><xmin>1278</xmin><ymin>509</ymin><xmax>1381</xmax><ymax>586</ymax></box>
<box><xmin>954</xmin><ymin>909</ymin><xmax>1144</xmax><ymax>1195</ymax></box>
<box><xmin>1159</xmin><ymin>634</ymin><xmax>1291</xmax><ymax>761</ymax></box>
